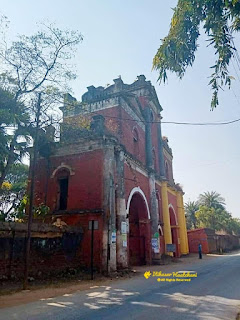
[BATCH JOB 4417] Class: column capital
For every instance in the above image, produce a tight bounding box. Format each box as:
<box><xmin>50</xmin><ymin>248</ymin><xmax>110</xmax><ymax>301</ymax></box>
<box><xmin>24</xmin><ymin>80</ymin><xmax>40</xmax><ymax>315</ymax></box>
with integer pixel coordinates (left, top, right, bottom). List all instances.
<box><xmin>161</xmin><ymin>181</ymin><xmax>168</xmax><ymax>188</ymax></box>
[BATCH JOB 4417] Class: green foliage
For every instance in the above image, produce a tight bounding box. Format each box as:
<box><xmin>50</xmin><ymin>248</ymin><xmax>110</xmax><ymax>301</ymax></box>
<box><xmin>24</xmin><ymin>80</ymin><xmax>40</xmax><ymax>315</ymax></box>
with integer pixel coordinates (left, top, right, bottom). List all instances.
<box><xmin>198</xmin><ymin>191</ymin><xmax>225</xmax><ymax>210</ymax></box>
<box><xmin>38</xmin><ymin>128</ymin><xmax>56</xmax><ymax>159</ymax></box>
<box><xmin>0</xmin><ymin>163</ymin><xmax>28</xmax><ymax>220</ymax></box>
<box><xmin>185</xmin><ymin>190</ymin><xmax>240</xmax><ymax>235</ymax></box>
<box><xmin>0</xmin><ymin>19</ymin><xmax>82</xmax><ymax>186</ymax></box>
<box><xmin>195</xmin><ymin>205</ymin><xmax>231</xmax><ymax>231</ymax></box>
<box><xmin>16</xmin><ymin>195</ymin><xmax>50</xmax><ymax>220</ymax></box>
<box><xmin>185</xmin><ymin>201</ymin><xmax>199</xmax><ymax>229</ymax></box>
<box><xmin>15</xmin><ymin>195</ymin><xmax>29</xmax><ymax>221</ymax></box>
<box><xmin>153</xmin><ymin>0</ymin><xmax>240</xmax><ymax>109</ymax></box>
<box><xmin>5</xmin><ymin>163</ymin><xmax>29</xmax><ymax>185</ymax></box>
<box><xmin>0</xmin><ymin>88</ymin><xmax>30</xmax><ymax>177</ymax></box>
<box><xmin>228</xmin><ymin>218</ymin><xmax>240</xmax><ymax>235</ymax></box>
<box><xmin>33</xmin><ymin>203</ymin><xmax>50</xmax><ymax>219</ymax></box>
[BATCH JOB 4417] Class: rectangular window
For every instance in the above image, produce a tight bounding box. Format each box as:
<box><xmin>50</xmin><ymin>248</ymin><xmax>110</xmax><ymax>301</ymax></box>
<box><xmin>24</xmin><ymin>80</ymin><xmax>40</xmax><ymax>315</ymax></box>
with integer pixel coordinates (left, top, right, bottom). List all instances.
<box><xmin>59</xmin><ymin>178</ymin><xmax>68</xmax><ymax>210</ymax></box>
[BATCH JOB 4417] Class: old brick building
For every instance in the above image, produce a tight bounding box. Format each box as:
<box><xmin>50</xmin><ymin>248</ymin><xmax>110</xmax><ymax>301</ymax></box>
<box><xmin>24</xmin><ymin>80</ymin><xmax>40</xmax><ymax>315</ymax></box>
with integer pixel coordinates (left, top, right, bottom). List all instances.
<box><xmin>34</xmin><ymin>75</ymin><xmax>189</xmax><ymax>272</ymax></box>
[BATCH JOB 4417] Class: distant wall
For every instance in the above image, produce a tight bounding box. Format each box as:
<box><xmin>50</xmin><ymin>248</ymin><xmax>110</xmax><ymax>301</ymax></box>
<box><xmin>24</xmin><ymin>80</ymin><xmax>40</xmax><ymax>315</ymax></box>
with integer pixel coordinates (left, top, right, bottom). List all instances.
<box><xmin>216</xmin><ymin>234</ymin><xmax>240</xmax><ymax>252</ymax></box>
<box><xmin>187</xmin><ymin>228</ymin><xmax>210</xmax><ymax>253</ymax></box>
<box><xmin>187</xmin><ymin>228</ymin><xmax>240</xmax><ymax>254</ymax></box>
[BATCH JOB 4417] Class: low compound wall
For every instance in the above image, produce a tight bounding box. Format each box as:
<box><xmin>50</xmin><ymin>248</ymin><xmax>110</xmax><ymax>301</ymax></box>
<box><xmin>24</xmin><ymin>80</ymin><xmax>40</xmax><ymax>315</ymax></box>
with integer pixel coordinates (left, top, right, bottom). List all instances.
<box><xmin>188</xmin><ymin>228</ymin><xmax>240</xmax><ymax>254</ymax></box>
<box><xmin>0</xmin><ymin>222</ymin><xmax>83</xmax><ymax>280</ymax></box>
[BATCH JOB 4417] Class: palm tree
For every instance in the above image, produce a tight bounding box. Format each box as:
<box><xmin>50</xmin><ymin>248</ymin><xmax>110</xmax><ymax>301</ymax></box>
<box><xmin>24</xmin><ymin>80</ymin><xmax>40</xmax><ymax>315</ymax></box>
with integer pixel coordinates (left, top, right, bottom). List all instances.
<box><xmin>198</xmin><ymin>191</ymin><xmax>225</xmax><ymax>210</ymax></box>
<box><xmin>185</xmin><ymin>201</ymin><xmax>199</xmax><ymax>230</ymax></box>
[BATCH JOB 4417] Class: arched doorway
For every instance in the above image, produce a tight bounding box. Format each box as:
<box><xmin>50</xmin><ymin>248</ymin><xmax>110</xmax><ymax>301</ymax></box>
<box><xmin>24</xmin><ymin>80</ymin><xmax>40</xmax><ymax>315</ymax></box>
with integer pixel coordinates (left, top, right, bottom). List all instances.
<box><xmin>127</xmin><ymin>188</ymin><xmax>151</xmax><ymax>266</ymax></box>
<box><xmin>169</xmin><ymin>205</ymin><xmax>180</xmax><ymax>257</ymax></box>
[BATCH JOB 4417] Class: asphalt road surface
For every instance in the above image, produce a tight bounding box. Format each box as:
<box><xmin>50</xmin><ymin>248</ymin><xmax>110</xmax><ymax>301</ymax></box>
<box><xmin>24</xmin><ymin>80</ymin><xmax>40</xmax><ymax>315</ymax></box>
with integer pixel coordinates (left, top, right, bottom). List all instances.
<box><xmin>1</xmin><ymin>252</ymin><xmax>240</xmax><ymax>320</ymax></box>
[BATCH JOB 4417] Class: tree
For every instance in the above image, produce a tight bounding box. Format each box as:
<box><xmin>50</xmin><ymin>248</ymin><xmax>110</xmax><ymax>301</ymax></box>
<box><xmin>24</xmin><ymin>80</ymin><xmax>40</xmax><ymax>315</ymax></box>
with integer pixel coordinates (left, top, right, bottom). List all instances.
<box><xmin>0</xmin><ymin>87</ymin><xmax>30</xmax><ymax>185</ymax></box>
<box><xmin>0</xmin><ymin>20</ymin><xmax>83</xmax><ymax>187</ymax></box>
<box><xmin>228</xmin><ymin>217</ymin><xmax>240</xmax><ymax>235</ymax></box>
<box><xmin>195</xmin><ymin>205</ymin><xmax>236</xmax><ymax>232</ymax></box>
<box><xmin>186</xmin><ymin>191</ymin><xmax>240</xmax><ymax>234</ymax></box>
<box><xmin>153</xmin><ymin>0</ymin><xmax>240</xmax><ymax>109</ymax></box>
<box><xmin>195</xmin><ymin>206</ymin><xmax>220</xmax><ymax>229</ymax></box>
<box><xmin>185</xmin><ymin>200</ymin><xmax>199</xmax><ymax>229</ymax></box>
<box><xmin>0</xmin><ymin>18</ymin><xmax>83</xmax><ymax>289</ymax></box>
<box><xmin>0</xmin><ymin>88</ymin><xmax>15</xmax><ymax>168</ymax></box>
<box><xmin>198</xmin><ymin>191</ymin><xmax>226</xmax><ymax>210</ymax></box>
<box><xmin>0</xmin><ymin>163</ymin><xmax>28</xmax><ymax>221</ymax></box>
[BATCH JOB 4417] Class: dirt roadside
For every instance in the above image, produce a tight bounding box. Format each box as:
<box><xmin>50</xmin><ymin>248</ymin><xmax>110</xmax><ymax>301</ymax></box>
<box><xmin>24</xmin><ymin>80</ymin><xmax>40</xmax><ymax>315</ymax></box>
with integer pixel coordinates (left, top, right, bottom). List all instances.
<box><xmin>0</xmin><ymin>253</ymin><xmax>228</xmax><ymax>309</ymax></box>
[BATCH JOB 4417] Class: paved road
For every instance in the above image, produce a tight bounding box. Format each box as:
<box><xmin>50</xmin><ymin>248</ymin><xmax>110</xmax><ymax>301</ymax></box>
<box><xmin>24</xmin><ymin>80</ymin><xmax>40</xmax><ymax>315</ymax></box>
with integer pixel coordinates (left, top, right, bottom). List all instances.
<box><xmin>1</xmin><ymin>252</ymin><xmax>240</xmax><ymax>320</ymax></box>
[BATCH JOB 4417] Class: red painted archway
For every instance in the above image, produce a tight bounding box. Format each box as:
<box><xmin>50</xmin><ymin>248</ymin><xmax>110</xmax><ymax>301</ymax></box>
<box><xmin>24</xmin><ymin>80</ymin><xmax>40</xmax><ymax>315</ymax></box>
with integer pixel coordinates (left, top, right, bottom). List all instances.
<box><xmin>128</xmin><ymin>193</ymin><xmax>151</xmax><ymax>265</ymax></box>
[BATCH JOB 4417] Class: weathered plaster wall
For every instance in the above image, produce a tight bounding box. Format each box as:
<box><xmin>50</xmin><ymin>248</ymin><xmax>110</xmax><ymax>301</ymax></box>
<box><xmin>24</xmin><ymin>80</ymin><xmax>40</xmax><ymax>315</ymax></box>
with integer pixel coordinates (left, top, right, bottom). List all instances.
<box><xmin>35</xmin><ymin>149</ymin><xmax>104</xmax><ymax>212</ymax></box>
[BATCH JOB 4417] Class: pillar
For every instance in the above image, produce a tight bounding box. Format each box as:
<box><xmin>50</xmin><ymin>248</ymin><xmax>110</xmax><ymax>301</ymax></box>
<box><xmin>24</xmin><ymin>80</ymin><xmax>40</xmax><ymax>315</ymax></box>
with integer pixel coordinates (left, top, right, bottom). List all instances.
<box><xmin>149</xmin><ymin>172</ymin><xmax>161</xmax><ymax>264</ymax></box>
<box><xmin>103</xmin><ymin>144</ymin><xmax>117</xmax><ymax>272</ymax></box>
<box><xmin>157</xmin><ymin>114</ymin><xmax>166</xmax><ymax>178</ymax></box>
<box><xmin>177</xmin><ymin>192</ymin><xmax>189</xmax><ymax>255</ymax></box>
<box><xmin>181</xmin><ymin>192</ymin><xmax>189</xmax><ymax>253</ymax></box>
<box><xmin>161</xmin><ymin>181</ymin><xmax>172</xmax><ymax>255</ymax></box>
<box><xmin>144</xmin><ymin>107</ymin><xmax>153</xmax><ymax>169</ymax></box>
<box><xmin>115</xmin><ymin>149</ymin><xmax>128</xmax><ymax>269</ymax></box>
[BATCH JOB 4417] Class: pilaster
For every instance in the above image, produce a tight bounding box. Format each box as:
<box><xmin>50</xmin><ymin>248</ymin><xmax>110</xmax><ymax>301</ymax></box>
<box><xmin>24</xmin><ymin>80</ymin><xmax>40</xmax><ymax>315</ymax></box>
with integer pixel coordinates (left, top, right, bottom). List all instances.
<box><xmin>177</xmin><ymin>192</ymin><xmax>188</xmax><ymax>254</ymax></box>
<box><xmin>161</xmin><ymin>181</ymin><xmax>172</xmax><ymax>255</ymax></box>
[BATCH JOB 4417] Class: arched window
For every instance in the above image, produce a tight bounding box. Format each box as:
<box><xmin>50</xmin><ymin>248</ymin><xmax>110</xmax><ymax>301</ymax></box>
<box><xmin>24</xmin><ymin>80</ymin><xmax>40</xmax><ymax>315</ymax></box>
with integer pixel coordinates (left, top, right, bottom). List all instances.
<box><xmin>56</xmin><ymin>168</ymin><xmax>70</xmax><ymax>210</ymax></box>
<box><xmin>158</xmin><ymin>224</ymin><xmax>163</xmax><ymax>236</ymax></box>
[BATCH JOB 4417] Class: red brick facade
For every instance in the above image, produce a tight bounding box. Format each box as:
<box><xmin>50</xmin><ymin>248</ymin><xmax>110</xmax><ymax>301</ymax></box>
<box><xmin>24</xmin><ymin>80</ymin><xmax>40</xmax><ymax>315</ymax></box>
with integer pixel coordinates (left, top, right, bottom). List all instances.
<box><xmin>34</xmin><ymin>75</ymin><xmax>188</xmax><ymax>272</ymax></box>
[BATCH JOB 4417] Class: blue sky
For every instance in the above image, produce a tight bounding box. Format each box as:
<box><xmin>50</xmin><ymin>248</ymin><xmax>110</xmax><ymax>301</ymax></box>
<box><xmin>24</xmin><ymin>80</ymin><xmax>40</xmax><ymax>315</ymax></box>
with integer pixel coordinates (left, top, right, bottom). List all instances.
<box><xmin>2</xmin><ymin>1</ymin><xmax>240</xmax><ymax>218</ymax></box>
